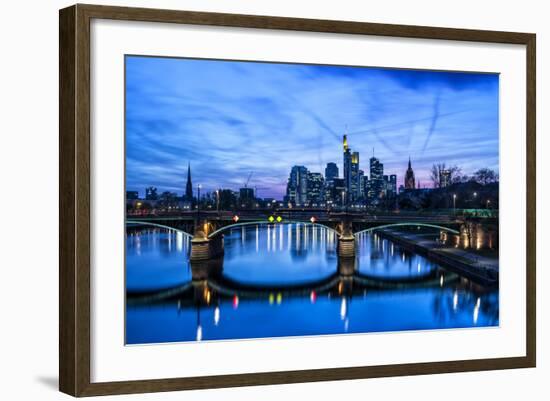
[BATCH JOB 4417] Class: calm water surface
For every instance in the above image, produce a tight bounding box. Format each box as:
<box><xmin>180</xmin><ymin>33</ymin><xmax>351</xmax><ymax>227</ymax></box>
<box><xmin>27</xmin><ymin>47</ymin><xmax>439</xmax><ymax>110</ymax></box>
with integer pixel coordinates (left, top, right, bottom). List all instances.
<box><xmin>126</xmin><ymin>223</ymin><xmax>499</xmax><ymax>344</ymax></box>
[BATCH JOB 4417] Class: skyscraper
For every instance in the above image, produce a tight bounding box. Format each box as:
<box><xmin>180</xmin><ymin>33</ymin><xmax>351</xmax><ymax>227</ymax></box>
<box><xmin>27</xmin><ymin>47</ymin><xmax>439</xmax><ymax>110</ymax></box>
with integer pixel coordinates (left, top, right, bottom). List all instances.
<box><xmin>286</xmin><ymin>165</ymin><xmax>308</xmax><ymax>205</ymax></box>
<box><xmin>351</xmin><ymin>151</ymin><xmax>360</xmax><ymax>200</ymax></box>
<box><xmin>358</xmin><ymin>170</ymin><xmax>365</xmax><ymax>199</ymax></box>
<box><xmin>306</xmin><ymin>172</ymin><xmax>324</xmax><ymax>205</ymax></box>
<box><xmin>404</xmin><ymin>157</ymin><xmax>416</xmax><ymax>190</ymax></box>
<box><xmin>185</xmin><ymin>162</ymin><xmax>193</xmax><ymax>200</ymax></box>
<box><xmin>343</xmin><ymin>135</ymin><xmax>361</xmax><ymax>203</ymax></box>
<box><xmin>389</xmin><ymin>174</ymin><xmax>397</xmax><ymax>197</ymax></box>
<box><xmin>325</xmin><ymin>162</ymin><xmax>339</xmax><ymax>183</ymax></box>
<box><xmin>368</xmin><ymin>156</ymin><xmax>384</xmax><ymax>200</ymax></box>
<box><xmin>343</xmin><ymin>135</ymin><xmax>352</xmax><ymax>204</ymax></box>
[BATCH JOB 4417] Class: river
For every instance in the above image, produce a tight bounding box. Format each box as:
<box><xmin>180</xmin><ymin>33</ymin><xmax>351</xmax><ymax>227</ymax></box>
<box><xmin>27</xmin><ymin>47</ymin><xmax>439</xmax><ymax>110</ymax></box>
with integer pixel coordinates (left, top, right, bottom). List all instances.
<box><xmin>126</xmin><ymin>223</ymin><xmax>498</xmax><ymax>344</ymax></box>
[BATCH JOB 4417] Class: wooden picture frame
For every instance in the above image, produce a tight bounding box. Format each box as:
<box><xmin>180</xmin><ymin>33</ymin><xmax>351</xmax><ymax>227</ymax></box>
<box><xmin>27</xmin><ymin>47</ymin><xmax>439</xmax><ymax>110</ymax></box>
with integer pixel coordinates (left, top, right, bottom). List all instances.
<box><xmin>59</xmin><ymin>3</ymin><xmax>536</xmax><ymax>396</ymax></box>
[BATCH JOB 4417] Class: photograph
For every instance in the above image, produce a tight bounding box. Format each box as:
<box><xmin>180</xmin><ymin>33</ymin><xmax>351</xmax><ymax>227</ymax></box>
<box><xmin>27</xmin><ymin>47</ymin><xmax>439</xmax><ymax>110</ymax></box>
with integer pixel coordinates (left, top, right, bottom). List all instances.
<box><xmin>124</xmin><ymin>56</ymin><xmax>500</xmax><ymax>344</ymax></box>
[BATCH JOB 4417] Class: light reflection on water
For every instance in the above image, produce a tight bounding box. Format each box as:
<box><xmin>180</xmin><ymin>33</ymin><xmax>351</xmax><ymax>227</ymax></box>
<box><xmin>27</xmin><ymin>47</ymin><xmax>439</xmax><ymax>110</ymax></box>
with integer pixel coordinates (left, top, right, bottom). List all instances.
<box><xmin>126</xmin><ymin>223</ymin><xmax>499</xmax><ymax>344</ymax></box>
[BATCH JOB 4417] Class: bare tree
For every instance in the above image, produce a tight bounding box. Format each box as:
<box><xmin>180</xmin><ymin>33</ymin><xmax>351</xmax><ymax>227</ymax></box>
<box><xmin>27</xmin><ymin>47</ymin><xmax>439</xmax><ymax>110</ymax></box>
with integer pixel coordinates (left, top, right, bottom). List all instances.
<box><xmin>473</xmin><ymin>168</ymin><xmax>499</xmax><ymax>185</ymax></box>
<box><xmin>430</xmin><ymin>163</ymin><xmax>445</xmax><ymax>188</ymax></box>
<box><xmin>430</xmin><ymin>163</ymin><xmax>462</xmax><ymax>187</ymax></box>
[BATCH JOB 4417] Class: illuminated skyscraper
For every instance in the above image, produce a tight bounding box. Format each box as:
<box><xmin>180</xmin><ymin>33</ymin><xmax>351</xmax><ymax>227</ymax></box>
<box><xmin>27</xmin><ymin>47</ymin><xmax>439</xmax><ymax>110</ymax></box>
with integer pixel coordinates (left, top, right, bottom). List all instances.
<box><xmin>306</xmin><ymin>172</ymin><xmax>324</xmax><ymax>205</ymax></box>
<box><xmin>343</xmin><ymin>135</ymin><xmax>352</xmax><ymax>204</ymax></box>
<box><xmin>358</xmin><ymin>170</ymin><xmax>365</xmax><ymax>199</ymax></box>
<box><xmin>368</xmin><ymin>156</ymin><xmax>384</xmax><ymax>200</ymax></box>
<box><xmin>351</xmin><ymin>151</ymin><xmax>360</xmax><ymax>200</ymax></box>
<box><xmin>286</xmin><ymin>165</ymin><xmax>308</xmax><ymax>205</ymax></box>
<box><xmin>343</xmin><ymin>135</ymin><xmax>361</xmax><ymax>203</ymax></box>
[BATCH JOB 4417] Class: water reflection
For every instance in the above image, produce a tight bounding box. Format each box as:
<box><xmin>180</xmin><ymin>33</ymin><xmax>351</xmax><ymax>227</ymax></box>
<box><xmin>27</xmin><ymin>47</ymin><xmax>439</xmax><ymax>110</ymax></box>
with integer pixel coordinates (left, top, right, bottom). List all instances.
<box><xmin>126</xmin><ymin>223</ymin><xmax>499</xmax><ymax>344</ymax></box>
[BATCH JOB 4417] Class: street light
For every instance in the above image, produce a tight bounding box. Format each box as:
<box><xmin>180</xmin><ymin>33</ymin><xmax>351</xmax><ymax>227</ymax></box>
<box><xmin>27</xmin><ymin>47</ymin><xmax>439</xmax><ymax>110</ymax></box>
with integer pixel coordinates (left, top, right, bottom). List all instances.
<box><xmin>197</xmin><ymin>184</ymin><xmax>202</xmax><ymax>221</ymax></box>
<box><xmin>453</xmin><ymin>194</ymin><xmax>457</xmax><ymax>214</ymax></box>
<box><xmin>486</xmin><ymin>199</ymin><xmax>491</xmax><ymax>209</ymax></box>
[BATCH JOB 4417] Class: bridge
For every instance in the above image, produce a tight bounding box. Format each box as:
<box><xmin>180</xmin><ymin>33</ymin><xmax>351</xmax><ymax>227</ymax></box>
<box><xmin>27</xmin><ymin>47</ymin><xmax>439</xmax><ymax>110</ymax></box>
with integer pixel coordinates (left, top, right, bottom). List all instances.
<box><xmin>127</xmin><ymin>209</ymin><xmax>472</xmax><ymax>262</ymax></box>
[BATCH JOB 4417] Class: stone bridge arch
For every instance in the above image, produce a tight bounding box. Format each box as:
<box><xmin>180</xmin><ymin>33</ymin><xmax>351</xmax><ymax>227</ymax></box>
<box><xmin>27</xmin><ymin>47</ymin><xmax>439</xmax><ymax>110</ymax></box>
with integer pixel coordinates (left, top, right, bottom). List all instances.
<box><xmin>207</xmin><ymin>220</ymin><xmax>341</xmax><ymax>239</ymax></box>
<box><xmin>126</xmin><ymin>220</ymin><xmax>193</xmax><ymax>237</ymax></box>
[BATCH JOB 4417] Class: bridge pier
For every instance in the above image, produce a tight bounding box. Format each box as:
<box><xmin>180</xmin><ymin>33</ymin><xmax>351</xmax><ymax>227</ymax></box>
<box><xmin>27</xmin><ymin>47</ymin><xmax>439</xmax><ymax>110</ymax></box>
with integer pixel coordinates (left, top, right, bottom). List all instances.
<box><xmin>337</xmin><ymin>219</ymin><xmax>355</xmax><ymax>258</ymax></box>
<box><xmin>337</xmin><ymin>255</ymin><xmax>356</xmax><ymax>276</ymax></box>
<box><xmin>337</xmin><ymin>235</ymin><xmax>356</xmax><ymax>258</ymax></box>
<box><xmin>190</xmin><ymin>235</ymin><xmax>224</xmax><ymax>261</ymax></box>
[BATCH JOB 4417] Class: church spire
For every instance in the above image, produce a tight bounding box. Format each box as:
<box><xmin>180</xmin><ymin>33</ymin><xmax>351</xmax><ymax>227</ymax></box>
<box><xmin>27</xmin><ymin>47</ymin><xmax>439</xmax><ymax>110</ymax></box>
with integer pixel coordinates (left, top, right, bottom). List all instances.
<box><xmin>405</xmin><ymin>157</ymin><xmax>416</xmax><ymax>190</ymax></box>
<box><xmin>185</xmin><ymin>162</ymin><xmax>193</xmax><ymax>200</ymax></box>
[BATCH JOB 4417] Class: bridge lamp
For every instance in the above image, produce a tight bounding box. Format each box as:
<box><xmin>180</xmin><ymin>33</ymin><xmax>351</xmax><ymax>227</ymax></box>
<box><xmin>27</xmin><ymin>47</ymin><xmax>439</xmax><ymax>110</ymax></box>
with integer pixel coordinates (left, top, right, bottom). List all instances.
<box><xmin>233</xmin><ymin>215</ymin><xmax>239</xmax><ymax>222</ymax></box>
<box><xmin>310</xmin><ymin>216</ymin><xmax>316</xmax><ymax>223</ymax></box>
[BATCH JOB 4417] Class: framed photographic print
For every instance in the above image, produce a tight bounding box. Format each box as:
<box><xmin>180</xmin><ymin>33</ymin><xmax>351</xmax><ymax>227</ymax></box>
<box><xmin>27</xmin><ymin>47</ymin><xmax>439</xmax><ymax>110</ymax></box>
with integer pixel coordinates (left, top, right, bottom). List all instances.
<box><xmin>59</xmin><ymin>4</ymin><xmax>536</xmax><ymax>397</ymax></box>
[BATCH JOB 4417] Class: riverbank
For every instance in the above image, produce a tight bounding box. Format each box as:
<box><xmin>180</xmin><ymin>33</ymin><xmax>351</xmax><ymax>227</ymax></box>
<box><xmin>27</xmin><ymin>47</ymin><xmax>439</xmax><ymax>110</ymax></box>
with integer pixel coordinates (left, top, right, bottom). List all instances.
<box><xmin>376</xmin><ymin>228</ymin><xmax>499</xmax><ymax>285</ymax></box>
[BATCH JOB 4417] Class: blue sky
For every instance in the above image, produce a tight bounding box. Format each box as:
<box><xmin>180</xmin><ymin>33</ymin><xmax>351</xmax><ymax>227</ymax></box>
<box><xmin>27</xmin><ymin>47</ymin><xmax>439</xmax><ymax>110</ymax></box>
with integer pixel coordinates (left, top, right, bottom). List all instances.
<box><xmin>126</xmin><ymin>56</ymin><xmax>499</xmax><ymax>200</ymax></box>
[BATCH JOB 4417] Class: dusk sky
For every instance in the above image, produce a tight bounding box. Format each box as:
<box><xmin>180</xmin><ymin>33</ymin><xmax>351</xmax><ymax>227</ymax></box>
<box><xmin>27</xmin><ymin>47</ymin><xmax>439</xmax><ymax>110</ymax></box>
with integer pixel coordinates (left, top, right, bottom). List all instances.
<box><xmin>126</xmin><ymin>56</ymin><xmax>499</xmax><ymax>200</ymax></box>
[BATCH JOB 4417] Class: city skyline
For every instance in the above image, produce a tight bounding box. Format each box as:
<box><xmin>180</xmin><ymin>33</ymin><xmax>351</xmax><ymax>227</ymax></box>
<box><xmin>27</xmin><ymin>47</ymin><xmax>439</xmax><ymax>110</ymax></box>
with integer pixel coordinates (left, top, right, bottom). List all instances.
<box><xmin>126</xmin><ymin>56</ymin><xmax>499</xmax><ymax>199</ymax></box>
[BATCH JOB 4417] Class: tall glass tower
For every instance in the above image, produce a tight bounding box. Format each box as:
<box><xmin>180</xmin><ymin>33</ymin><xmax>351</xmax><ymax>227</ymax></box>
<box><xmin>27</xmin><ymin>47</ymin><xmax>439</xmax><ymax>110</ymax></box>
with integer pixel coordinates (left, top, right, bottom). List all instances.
<box><xmin>343</xmin><ymin>135</ymin><xmax>352</xmax><ymax>204</ymax></box>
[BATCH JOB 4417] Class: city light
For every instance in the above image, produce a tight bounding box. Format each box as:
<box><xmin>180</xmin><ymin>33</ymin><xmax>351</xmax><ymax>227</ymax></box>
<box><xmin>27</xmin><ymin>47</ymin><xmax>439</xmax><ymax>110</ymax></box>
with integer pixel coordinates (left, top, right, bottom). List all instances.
<box><xmin>310</xmin><ymin>291</ymin><xmax>317</xmax><ymax>303</ymax></box>
<box><xmin>124</xmin><ymin>57</ymin><xmax>500</xmax><ymax>345</ymax></box>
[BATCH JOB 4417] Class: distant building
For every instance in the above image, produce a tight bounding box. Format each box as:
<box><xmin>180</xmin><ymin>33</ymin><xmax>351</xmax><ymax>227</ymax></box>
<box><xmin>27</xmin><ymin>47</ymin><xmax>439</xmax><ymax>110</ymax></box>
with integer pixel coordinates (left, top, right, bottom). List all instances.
<box><xmin>306</xmin><ymin>172</ymin><xmax>324</xmax><ymax>205</ymax></box>
<box><xmin>342</xmin><ymin>135</ymin><xmax>361</xmax><ymax>203</ymax></box>
<box><xmin>184</xmin><ymin>162</ymin><xmax>193</xmax><ymax>201</ymax></box>
<box><xmin>404</xmin><ymin>157</ymin><xmax>416</xmax><ymax>190</ymax></box>
<box><xmin>351</xmin><ymin>152</ymin><xmax>360</xmax><ymax>200</ymax></box>
<box><xmin>389</xmin><ymin>174</ymin><xmax>397</xmax><ymax>197</ymax></box>
<box><xmin>343</xmin><ymin>135</ymin><xmax>353</xmax><ymax>204</ymax></box>
<box><xmin>286</xmin><ymin>165</ymin><xmax>308</xmax><ymax>205</ymax></box>
<box><xmin>239</xmin><ymin>187</ymin><xmax>255</xmax><ymax>208</ymax></box>
<box><xmin>332</xmin><ymin>178</ymin><xmax>346</xmax><ymax>206</ymax></box>
<box><xmin>440</xmin><ymin>169</ymin><xmax>451</xmax><ymax>188</ymax></box>
<box><xmin>126</xmin><ymin>190</ymin><xmax>139</xmax><ymax>200</ymax></box>
<box><xmin>145</xmin><ymin>186</ymin><xmax>158</xmax><ymax>200</ymax></box>
<box><xmin>358</xmin><ymin>170</ymin><xmax>365</xmax><ymax>199</ymax></box>
<box><xmin>325</xmin><ymin>162</ymin><xmax>339</xmax><ymax>183</ymax></box>
<box><xmin>368</xmin><ymin>156</ymin><xmax>384</xmax><ymax>200</ymax></box>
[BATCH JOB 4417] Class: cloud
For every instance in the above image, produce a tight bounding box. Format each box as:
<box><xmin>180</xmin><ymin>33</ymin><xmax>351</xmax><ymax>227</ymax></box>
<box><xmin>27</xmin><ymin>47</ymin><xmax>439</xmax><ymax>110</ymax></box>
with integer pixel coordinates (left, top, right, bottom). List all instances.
<box><xmin>125</xmin><ymin>56</ymin><xmax>499</xmax><ymax>198</ymax></box>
